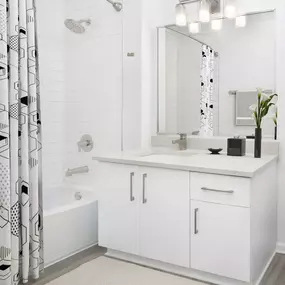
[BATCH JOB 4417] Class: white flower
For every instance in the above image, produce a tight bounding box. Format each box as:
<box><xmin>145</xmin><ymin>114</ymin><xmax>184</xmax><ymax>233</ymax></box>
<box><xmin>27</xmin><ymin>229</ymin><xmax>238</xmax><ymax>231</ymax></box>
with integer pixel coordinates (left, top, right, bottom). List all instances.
<box><xmin>257</xmin><ymin>87</ymin><xmax>263</xmax><ymax>94</ymax></box>
<box><xmin>249</xmin><ymin>104</ymin><xmax>257</xmax><ymax>111</ymax></box>
<box><xmin>261</xmin><ymin>93</ymin><xmax>270</xmax><ymax>101</ymax></box>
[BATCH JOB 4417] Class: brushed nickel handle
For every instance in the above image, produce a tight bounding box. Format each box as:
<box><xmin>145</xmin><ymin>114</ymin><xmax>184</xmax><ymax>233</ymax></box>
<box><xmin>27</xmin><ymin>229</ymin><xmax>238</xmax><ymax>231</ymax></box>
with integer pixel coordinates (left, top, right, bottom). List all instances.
<box><xmin>194</xmin><ymin>208</ymin><xmax>199</xmax><ymax>234</ymax></box>
<box><xmin>201</xmin><ymin>187</ymin><xmax>234</xmax><ymax>194</ymax></box>
<box><xmin>142</xmin><ymin>173</ymin><xmax>147</xmax><ymax>204</ymax></box>
<box><xmin>130</xmin><ymin>172</ymin><xmax>135</xmax><ymax>202</ymax></box>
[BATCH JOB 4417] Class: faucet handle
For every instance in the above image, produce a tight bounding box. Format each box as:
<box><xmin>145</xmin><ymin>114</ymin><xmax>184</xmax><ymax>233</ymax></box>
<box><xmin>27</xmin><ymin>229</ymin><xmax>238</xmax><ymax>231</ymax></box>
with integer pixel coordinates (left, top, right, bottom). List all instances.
<box><xmin>178</xmin><ymin>133</ymin><xmax>187</xmax><ymax>139</ymax></box>
<box><xmin>77</xmin><ymin>134</ymin><xmax>94</xmax><ymax>152</ymax></box>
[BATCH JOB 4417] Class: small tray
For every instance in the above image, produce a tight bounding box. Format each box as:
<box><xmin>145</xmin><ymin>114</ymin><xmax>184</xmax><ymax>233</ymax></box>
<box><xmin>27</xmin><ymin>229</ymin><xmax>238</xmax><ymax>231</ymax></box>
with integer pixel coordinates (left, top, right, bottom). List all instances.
<box><xmin>208</xmin><ymin>148</ymin><xmax>223</xmax><ymax>155</ymax></box>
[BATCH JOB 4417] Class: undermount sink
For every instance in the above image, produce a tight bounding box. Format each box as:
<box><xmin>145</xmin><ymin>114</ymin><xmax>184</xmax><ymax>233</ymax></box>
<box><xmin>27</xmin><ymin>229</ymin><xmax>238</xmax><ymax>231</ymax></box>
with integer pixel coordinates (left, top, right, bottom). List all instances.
<box><xmin>140</xmin><ymin>152</ymin><xmax>198</xmax><ymax>158</ymax></box>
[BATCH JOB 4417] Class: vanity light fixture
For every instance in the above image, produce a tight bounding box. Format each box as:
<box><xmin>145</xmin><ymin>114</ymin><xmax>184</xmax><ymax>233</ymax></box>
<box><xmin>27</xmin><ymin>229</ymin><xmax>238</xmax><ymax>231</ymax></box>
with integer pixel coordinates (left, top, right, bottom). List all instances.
<box><xmin>224</xmin><ymin>0</ymin><xmax>237</xmax><ymax>18</ymax></box>
<box><xmin>211</xmin><ymin>19</ymin><xmax>223</xmax><ymax>30</ymax></box>
<box><xmin>236</xmin><ymin>15</ymin><xmax>247</xmax><ymax>27</ymax></box>
<box><xmin>199</xmin><ymin>0</ymin><xmax>210</xmax><ymax>22</ymax></box>
<box><xmin>175</xmin><ymin>0</ymin><xmax>243</xmax><ymax>33</ymax></box>
<box><xmin>188</xmin><ymin>22</ymin><xmax>200</xmax><ymax>33</ymax></box>
<box><xmin>176</xmin><ymin>4</ymin><xmax>187</xmax><ymax>26</ymax></box>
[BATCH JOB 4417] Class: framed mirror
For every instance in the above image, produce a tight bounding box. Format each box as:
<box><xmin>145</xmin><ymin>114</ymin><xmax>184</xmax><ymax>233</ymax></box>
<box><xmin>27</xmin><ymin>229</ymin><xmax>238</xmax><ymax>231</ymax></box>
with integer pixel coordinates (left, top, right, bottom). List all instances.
<box><xmin>157</xmin><ymin>10</ymin><xmax>276</xmax><ymax>138</ymax></box>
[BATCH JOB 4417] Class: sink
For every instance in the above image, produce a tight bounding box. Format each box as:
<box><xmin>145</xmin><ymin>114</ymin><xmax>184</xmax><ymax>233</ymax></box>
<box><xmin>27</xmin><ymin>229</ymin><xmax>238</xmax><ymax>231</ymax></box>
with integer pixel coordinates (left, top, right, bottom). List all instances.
<box><xmin>140</xmin><ymin>152</ymin><xmax>198</xmax><ymax>158</ymax></box>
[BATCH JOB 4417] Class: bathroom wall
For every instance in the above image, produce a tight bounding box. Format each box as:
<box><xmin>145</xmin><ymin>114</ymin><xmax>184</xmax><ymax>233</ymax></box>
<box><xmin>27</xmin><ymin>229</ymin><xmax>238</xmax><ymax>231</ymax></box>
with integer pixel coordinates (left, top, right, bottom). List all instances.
<box><xmin>63</xmin><ymin>0</ymin><xmax>123</xmax><ymax>187</ymax></box>
<box><xmin>140</xmin><ymin>0</ymin><xmax>177</xmax><ymax>148</ymax></box>
<box><xmin>37</xmin><ymin>0</ymin><xmax>123</xmax><ymax>189</ymax></box>
<box><xmin>37</xmin><ymin>0</ymin><xmax>66</xmax><ymax>187</ymax></box>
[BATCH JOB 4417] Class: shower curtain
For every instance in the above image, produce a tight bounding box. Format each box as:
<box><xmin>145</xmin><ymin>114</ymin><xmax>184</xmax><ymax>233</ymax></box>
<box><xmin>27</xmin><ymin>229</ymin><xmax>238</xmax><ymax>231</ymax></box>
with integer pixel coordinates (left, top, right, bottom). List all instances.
<box><xmin>0</xmin><ymin>0</ymin><xmax>43</xmax><ymax>284</ymax></box>
<box><xmin>200</xmin><ymin>45</ymin><xmax>215</xmax><ymax>136</ymax></box>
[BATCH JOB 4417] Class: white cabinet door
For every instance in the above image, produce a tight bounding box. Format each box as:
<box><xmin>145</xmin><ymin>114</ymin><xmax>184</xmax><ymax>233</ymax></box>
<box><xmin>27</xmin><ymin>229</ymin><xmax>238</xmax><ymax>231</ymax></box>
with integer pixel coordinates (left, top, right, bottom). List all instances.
<box><xmin>139</xmin><ymin>167</ymin><xmax>190</xmax><ymax>267</ymax></box>
<box><xmin>98</xmin><ymin>163</ymin><xmax>139</xmax><ymax>255</ymax></box>
<box><xmin>191</xmin><ymin>200</ymin><xmax>250</xmax><ymax>282</ymax></box>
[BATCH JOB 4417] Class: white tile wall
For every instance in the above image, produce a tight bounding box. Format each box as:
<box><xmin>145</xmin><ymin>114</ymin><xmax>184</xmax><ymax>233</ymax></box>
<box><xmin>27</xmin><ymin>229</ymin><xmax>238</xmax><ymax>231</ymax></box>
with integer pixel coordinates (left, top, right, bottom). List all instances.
<box><xmin>38</xmin><ymin>0</ymin><xmax>123</xmax><ymax>190</ymax></box>
<box><xmin>63</xmin><ymin>0</ymin><xmax>123</xmax><ymax>188</ymax></box>
<box><xmin>38</xmin><ymin>0</ymin><xmax>66</xmax><ymax>188</ymax></box>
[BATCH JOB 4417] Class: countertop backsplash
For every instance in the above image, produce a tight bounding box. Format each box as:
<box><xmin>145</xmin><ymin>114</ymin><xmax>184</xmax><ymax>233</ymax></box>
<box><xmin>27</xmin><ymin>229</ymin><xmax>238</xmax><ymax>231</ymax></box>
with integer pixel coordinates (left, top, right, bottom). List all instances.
<box><xmin>151</xmin><ymin>135</ymin><xmax>280</xmax><ymax>156</ymax></box>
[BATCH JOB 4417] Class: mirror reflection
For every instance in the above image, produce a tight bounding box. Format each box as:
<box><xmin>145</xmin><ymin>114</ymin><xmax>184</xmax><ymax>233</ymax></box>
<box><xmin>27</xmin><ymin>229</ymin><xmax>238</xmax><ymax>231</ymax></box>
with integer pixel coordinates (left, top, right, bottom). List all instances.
<box><xmin>157</xmin><ymin>11</ymin><xmax>276</xmax><ymax>138</ymax></box>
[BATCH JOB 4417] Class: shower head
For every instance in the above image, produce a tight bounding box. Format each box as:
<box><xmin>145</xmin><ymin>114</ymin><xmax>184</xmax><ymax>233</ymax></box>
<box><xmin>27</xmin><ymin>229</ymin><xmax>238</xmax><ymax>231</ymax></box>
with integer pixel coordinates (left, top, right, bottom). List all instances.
<box><xmin>106</xmin><ymin>0</ymin><xmax>123</xmax><ymax>12</ymax></box>
<box><xmin>64</xmin><ymin>19</ymin><xmax>91</xmax><ymax>34</ymax></box>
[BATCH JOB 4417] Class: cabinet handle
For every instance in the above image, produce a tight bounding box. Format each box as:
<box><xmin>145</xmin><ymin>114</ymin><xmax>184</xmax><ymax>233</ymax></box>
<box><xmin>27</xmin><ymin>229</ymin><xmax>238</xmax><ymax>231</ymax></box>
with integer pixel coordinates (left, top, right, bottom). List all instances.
<box><xmin>201</xmin><ymin>187</ymin><xmax>234</xmax><ymax>194</ymax></box>
<box><xmin>142</xmin><ymin>173</ymin><xmax>147</xmax><ymax>204</ymax></box>
<box><xmin>194</xmin><ymin>208</ymin><xmax>199</xmax><ymax>234</ymax></box>
<box><xmin>130</xmin><ymin>172</ymin><xmax>135</xmax><ymax>202</ymax></box>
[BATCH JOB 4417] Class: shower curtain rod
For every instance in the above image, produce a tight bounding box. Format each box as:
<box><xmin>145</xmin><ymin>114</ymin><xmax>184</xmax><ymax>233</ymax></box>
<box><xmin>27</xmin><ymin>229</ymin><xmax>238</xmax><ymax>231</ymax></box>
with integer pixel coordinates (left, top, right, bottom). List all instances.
<box><xmin>166</xmin><ymin>26</ymin><xmax>218</xmax><ymax>55</ymax></box>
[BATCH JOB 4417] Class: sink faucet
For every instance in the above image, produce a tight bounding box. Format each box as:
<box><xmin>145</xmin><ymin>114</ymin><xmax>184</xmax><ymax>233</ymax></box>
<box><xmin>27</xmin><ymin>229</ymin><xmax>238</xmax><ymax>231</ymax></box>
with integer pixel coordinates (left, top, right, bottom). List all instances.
<box><xmin>172</xmin><ymin>133</ymin><xmax>187</xmax><ymax>150</ymax></box>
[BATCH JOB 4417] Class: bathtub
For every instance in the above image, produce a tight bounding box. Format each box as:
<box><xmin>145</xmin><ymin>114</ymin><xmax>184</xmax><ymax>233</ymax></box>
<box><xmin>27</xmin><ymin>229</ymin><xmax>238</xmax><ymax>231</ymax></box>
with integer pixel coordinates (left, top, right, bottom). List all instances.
<box><xmin>44</xmin><ymin>185</ymin><xmax>98</xmax><ymax>267</ymax></box>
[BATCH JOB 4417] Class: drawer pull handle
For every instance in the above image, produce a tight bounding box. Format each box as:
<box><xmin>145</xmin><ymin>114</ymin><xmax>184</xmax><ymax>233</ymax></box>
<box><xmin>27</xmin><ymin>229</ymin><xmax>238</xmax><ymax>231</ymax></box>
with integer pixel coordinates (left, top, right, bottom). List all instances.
<box><xmin>130</xmin><ymin>172</ymin><xmax>135</xmax><ymax>201</ymax></box>
<box><xmin>142</xmin><ymin>173</ymin><xmax>147</xmax><ymax>204</ymax></box>
<box><xmin>194</xmin><ymin>208</ymin><xmax>199</xmax><ymax>234</ymax></box>
<box><xmin>201</xmin><ymin>187</ymin><xmax>234</xmax><ymax>194</ymax></box>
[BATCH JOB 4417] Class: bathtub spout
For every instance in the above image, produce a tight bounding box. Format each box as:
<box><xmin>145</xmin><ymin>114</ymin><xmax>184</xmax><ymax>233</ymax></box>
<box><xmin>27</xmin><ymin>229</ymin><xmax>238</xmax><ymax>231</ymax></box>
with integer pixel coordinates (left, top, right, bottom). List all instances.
<box><xmin>66</xmin><ymin>166</ymin><xmax>89</xmax><ymax>177</ymax></box>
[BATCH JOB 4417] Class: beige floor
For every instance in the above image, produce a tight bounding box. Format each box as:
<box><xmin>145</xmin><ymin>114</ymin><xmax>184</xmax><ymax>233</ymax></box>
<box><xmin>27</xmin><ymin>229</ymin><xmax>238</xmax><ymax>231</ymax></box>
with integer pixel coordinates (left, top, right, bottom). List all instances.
<box><xmin>46</xmin><ymin>256</ymin><xmax>205</xmax><ymax>285</ymax></box>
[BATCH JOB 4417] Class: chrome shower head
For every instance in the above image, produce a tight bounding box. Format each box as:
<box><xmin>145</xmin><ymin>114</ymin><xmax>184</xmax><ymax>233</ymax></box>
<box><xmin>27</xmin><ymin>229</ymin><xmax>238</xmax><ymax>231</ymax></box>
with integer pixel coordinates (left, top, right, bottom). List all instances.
<box><xmin>64</xmin><ymin>19</ymin><xmax>91</xmax><ymax>34</ymax></box>
<box><xmin>113</xmin><ymin>2</ymin><xmax>123</xmax><ymax>12</ymax></box>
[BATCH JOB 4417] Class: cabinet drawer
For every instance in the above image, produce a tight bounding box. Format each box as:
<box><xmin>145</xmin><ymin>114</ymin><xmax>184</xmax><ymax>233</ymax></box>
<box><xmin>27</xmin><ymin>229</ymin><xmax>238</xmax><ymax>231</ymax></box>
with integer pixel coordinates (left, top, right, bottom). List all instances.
<box><xmin>190</xmin><ymin>172</ymin><xmax>250</xmax><ymax>207</ymax></box>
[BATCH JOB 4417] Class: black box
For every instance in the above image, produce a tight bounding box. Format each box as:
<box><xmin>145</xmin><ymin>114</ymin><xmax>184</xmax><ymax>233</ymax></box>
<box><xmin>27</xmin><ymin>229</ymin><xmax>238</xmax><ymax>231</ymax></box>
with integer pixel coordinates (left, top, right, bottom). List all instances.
<box><xmin>227</xmin><ymin>137</ymin><xmax>246</xmax><ymax>156</ymax></box>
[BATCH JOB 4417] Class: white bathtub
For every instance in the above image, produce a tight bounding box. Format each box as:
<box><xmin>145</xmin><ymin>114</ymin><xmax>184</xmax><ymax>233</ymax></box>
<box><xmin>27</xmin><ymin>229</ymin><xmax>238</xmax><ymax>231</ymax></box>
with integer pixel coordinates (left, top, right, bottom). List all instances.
<box><xmin>44</xmin><ymin>185</ymin><xmax>98</xmax><ymax>267</ymax></box>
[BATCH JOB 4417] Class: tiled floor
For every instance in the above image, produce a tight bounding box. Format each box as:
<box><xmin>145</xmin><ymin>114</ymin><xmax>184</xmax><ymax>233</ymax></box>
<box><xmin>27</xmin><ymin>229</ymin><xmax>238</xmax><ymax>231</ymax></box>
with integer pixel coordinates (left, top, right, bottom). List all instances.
<box><xmin>42</xmin><ymin>256</ymin><xmax>205</xmax><ymax>285</ymax></box>
<box><xmin>26</xmin><ymin>246</ymin><xmax>106</xmax><ymax>285</ymax></box>
<box><xmin>27</xmin><ymin>247</ymin><xmax>285</xmax><ymax>285</ymax></box>
<box><xmin>260</xmin><ymin>253</ymin><xmax>285</xmax><ymax>285</ymax></box>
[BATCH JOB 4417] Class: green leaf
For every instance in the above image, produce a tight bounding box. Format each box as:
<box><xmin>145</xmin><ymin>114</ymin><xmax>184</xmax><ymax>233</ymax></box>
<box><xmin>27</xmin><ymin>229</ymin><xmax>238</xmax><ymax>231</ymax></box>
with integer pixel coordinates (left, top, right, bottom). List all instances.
<box><xmin>261</xmin><ymin>103</ymin><xmax>274</xmax><ymax>118</ymax></box>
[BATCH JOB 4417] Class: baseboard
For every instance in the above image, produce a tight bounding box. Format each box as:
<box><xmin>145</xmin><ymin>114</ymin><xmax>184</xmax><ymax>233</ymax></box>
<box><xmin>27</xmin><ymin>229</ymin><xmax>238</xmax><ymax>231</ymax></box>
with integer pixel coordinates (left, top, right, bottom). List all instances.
<box><xmin>276</xmin><ymin>243</ymin><xmax>285</xmax><ymax>254</ymax></box>
<box><xmin>106</xmin><ymin>249</ymin><xmax>249</xmax><ymax>285</ymax></box>
<box><xmin>255</xmin><ymin>251</ymin><xmax>276</xmax><ymax>285</ymax></box>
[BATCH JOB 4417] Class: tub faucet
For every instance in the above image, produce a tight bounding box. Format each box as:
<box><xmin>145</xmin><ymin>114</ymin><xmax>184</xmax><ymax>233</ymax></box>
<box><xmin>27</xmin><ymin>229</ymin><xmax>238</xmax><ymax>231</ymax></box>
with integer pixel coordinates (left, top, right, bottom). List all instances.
<box><xmin>66</xmin><ymin>166</ymin><xmax>89</xmax><ymax>177</ymax></box>
<box><xmin>172</xmin><ymin>133</ymin><xmax>187</xmax><ymax>150</ymax></box>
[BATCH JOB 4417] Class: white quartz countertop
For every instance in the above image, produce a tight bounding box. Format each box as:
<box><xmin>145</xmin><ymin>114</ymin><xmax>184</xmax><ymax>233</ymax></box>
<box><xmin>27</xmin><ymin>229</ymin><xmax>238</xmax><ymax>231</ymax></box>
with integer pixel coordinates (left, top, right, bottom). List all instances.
<box><xmin>92</xmin><ymin>148</ymin><xmax>278</xmax><ymax>178</ymax></box>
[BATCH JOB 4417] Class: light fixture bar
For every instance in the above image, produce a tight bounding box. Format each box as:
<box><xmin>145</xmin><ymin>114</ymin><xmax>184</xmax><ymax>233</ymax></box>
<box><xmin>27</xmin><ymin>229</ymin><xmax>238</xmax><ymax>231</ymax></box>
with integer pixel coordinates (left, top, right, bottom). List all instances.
<box><xmin>179</xmin><ymin>0</ymin><xmax>221</xmax><ymax>14</ymax></box>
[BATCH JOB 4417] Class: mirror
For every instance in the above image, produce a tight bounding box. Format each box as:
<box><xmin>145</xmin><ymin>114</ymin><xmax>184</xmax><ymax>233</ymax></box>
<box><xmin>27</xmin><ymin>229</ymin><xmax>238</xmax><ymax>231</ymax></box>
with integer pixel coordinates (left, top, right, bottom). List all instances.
<box><xmin>157</xmin><ymin>11</ymin><xmax>276</xmax><ymax>138</ymax></box>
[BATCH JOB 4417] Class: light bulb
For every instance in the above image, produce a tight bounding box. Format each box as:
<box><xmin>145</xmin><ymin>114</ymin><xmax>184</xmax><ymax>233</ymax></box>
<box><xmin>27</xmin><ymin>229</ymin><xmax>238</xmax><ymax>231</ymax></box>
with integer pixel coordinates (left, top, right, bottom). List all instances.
<box><xmin>176</xmin><ymin>4</ymin><xmax>187</xmax><ymax>26</ymax></box>
<box><xmin>199</xmin><ymin>0</ymin><xmax>210</xmax><ymax>23</ymax></box>
<box><xmin>211</xmin><ymin>19</ymin><xmax>223</xmax><ymax>30</ymax></box>
<box><xmin>224</xmin><ymin>5</ymin><xmax>236</xmax><ymax>18</ymax></box>
<box><xmin>236</xmin><ymin>15</ymin><xmax>246</xmax><ymax>27</ymax></box>
<box><xmin>188</xmin><ymin>22</ymin><xmax>200</xmax><ymax>34</ymax></box>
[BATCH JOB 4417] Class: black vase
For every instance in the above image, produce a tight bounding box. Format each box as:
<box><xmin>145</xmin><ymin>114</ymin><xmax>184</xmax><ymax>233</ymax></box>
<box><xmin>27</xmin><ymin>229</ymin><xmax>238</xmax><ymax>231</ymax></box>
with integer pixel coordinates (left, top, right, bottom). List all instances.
<box><xmin>275</xmin><ymin>125</ymin><xmax>278</xmax><ymax>140</ymax></box>
<box><xmin>254</xmin><ymin>128</ymin><xmax>262</xmax><ymax>158</ymax></box>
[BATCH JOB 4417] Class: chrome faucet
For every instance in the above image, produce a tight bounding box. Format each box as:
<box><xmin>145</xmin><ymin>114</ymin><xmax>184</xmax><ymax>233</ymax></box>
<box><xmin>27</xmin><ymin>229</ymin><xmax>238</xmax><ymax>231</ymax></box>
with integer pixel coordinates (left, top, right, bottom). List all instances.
<box><xmin>172</xmin><ymin>133</ymin><xmax>187</xmax><ymax>150</ymax></box>
<box><xmin>66</xmin><ymin>166</ymin><xmax>89</xmax><ymax>177</ymax></box>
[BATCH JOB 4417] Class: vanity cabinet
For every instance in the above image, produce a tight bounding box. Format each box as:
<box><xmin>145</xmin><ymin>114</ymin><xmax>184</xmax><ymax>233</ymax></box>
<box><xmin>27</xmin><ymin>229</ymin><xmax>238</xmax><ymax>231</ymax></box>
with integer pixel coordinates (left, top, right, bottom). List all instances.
<box><xmin>98</xmin><ymin>163</ymin><xmax>138</xmax><ymax>255</ymax></box>
<box><xmin>191</xmin><ymin>200</ymin><xmax>250</xmax><ymax>282</ymax></box>
<box><xmin>98</xmin><ymin>162</ymin><xmax>190</xmax><ymax>267</ymax></box>
<box><xmin>97</xmin><ymin>158</ymin><xmax>277</xmax><ymax>285</ymax></box>
<box><xmin>190</xmin><ymin>171</ymin><xmax>276</xmax><ymax>283</ymax></box>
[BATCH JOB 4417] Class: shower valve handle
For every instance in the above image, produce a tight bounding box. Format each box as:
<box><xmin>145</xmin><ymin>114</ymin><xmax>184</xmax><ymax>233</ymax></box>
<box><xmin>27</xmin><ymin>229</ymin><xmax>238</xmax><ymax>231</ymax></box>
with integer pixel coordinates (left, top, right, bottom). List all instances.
<box><xmin>77</xmin><ymin>135</ymin><xmax>94</xmax><ymax>152</ymax></box>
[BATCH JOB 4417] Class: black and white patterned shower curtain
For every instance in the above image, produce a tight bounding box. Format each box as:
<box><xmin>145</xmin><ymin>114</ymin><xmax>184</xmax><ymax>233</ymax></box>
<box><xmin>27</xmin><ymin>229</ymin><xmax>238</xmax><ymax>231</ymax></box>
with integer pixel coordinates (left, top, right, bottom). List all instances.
<box><xmin>200</xmin><ymin>45</ymin><xmax>215</xmax><ymax>136</ymax></box>
<box><xmin>0</xmin><ymin>0</ymin><xmax>43</xmax><ymax>284</ymax></box>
